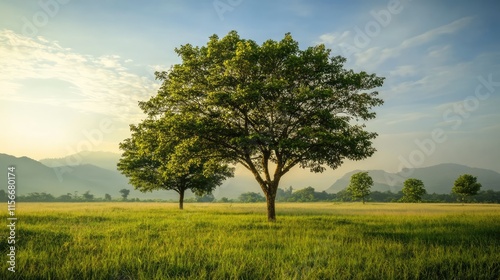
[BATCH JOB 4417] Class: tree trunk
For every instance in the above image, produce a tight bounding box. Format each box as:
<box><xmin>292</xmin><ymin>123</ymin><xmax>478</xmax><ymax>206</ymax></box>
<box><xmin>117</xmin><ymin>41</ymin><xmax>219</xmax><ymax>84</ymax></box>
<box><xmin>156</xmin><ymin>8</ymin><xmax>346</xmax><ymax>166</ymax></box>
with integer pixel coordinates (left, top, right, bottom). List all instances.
<box><xmin>179</xmin><ymin>189</ymin><xmax>185</xmax><ymax>210</ymax></box>
<box><xmin>362</xmin><ymin>196</ymin><xmax>365</xmax><ymax>204</ymax></box>
<box><xmin>266</xmin><ymin>194</ymin><xmax>276</xmax><ymax>222</ymax></box>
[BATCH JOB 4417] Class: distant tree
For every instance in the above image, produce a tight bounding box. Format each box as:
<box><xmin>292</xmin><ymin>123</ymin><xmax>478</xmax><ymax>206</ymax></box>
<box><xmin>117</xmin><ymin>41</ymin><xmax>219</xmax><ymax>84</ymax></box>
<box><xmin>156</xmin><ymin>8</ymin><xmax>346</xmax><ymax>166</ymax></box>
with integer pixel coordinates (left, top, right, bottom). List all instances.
<box><xmin>239</xmin><ymin>192</ymin><xmax>266</xmax><ymax>203</ymax></box>
<box><xmin>452</xmin><ymin>174</ymin><xmax>481</xmax><ymax>203</ymax></box>
<box><xmin>0</xmin><ymin>189</ymin><xmax>7</xmax><ymax>202</ymax></box>
<box><xmin>196</xmin><ymin>193</ymin><xmax>215</xmax><ymax>202</ymax></box>
<box><xmin>290</xmin><ymin>186</ymin><xmax>316</xmax><ymax>202</ymax></box>
<box><xmin>315</xmin><ymin>191</ymin><xmax>333</xmax><ymax>201</ymax></box>
<box><xmin>104</xmin><ymin>193</ymin><xmax>112</xmax><ymax>201</ymax></box>
<box><xmin>82</xmin><ymin>191</ymin><xmax>94</xmax><ymax>201</ymax></box>
<box><xmin>119</xmin><ymin>189</ymin><xmax>130</xmax><ymax>201</ymax></box>
<box><xmin>58</xmin><ymin>193</ymin><xmax>73</xmax><ymax>202</ymax></box>
<box><xmin>276</xmin><ymin>186</ymin><xmax>293</xmax><ymax>202</ymax></box>
<box><xmin>20</xmin><ymin>192</ymin><xmax>55</xmax><ymax>202</ymax></box>
<box><xmin>347</xmin><ymin>172</ymin><xmax>373</xmax><ymax>204</ymax></box>
<box><xmin>335</xmin><ymin>189</ymin><xmax>352</xmax><ymax>202</ymax></box>
<box><xmin>401</xmin><ymin>178</ymin><xmax>426</xmax><ymax>202</ymax></box>
<box><xmin>219</xmin><ymin>197</ymin><xmax>230</xmax><ymax>203</ymax></box>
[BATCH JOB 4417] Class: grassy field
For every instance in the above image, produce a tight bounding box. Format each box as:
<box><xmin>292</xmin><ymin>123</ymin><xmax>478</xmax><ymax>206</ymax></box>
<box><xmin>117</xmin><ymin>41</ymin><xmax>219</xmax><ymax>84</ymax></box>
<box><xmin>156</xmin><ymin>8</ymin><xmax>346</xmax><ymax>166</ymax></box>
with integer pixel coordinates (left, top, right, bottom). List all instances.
<box><xmin>1</xmin><ymin>202</ymin><xmax>499</xmax><ymax>279</ymax></box>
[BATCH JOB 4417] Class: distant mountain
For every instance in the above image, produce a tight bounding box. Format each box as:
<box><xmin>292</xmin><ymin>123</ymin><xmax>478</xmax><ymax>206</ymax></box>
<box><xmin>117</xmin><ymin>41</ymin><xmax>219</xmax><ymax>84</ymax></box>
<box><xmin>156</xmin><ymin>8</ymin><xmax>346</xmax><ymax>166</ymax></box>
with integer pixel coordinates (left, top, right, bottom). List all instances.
<box><xmin>326</xmin><ymin>163</ymin><xmax>500</xmax><ymax>194</ymax></box>
<box><xmin>0</xmin><ymin>153</ymin><xmax>173</xmax><ymax>200</ymax></box>
<box><xmin>40</xmin><ymin>151</ymin><xmax>121</xmax><ymax>171</ymax></box>
<box><xmin>15</xmin><ymin>151</ymin><xmax>499</xmax><ymax>199</ymax></box>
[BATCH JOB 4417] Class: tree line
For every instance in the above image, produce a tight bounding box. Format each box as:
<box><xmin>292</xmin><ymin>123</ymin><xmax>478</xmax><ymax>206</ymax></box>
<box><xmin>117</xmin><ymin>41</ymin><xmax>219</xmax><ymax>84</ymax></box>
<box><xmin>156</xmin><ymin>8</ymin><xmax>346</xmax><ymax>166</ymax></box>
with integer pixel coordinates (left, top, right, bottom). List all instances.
<box><xmin>344</xmin><ymin>172</ymin><xmax>488</xmax><ymax>203</ymax></box>
<box><xmin>4</xmin><ymin>187</ymin><xmax>499</xmax><ymax>203</ymax></box>
<box><xmin>0</xmin><ymin>188</ymin><xmax>134</xmax><ymax>202</ymax></box>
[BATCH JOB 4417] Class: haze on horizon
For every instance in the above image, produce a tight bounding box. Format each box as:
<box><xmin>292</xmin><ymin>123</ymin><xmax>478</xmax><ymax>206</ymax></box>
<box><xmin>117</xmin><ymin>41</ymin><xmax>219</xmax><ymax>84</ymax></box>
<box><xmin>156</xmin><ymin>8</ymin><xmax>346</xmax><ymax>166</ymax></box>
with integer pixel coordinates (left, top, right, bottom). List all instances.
<box><xmin>1</xmin><ymin>0</ymin><xmax>499</xmax><ymax>189</ymax></box>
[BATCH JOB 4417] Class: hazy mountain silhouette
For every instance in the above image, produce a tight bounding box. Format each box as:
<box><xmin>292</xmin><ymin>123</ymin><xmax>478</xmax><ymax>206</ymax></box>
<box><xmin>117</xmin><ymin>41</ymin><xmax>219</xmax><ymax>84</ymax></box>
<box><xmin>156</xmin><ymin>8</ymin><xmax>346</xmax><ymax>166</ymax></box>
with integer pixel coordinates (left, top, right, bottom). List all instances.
<box><xmin>40</xmin><ymin>151</ymin><xmax>121</xmax><ymax>171</ymax></box>
<box><xmin>3</xmin><ymin>152</ymin><xmax>499</xmax><ymax>199</ymax></box>
<box><xmin>0</xmin><ymin>153</ymin><xmax>174</xmax><ymax>200</ymax></box>
<box><xmin>326</xmin><ymin>163</ymin><xmax>500</xmax><ymax>194</ymax></box>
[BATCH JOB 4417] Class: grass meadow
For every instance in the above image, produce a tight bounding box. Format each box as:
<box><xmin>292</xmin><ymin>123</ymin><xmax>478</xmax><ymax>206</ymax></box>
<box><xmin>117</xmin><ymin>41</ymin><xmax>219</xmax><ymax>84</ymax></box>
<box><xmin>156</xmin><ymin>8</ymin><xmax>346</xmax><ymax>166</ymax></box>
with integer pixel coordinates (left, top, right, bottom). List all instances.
<box><xmin>1</xmin><ymin>202</ymin><xmax>499</xmax><ymax>279</ymax></box>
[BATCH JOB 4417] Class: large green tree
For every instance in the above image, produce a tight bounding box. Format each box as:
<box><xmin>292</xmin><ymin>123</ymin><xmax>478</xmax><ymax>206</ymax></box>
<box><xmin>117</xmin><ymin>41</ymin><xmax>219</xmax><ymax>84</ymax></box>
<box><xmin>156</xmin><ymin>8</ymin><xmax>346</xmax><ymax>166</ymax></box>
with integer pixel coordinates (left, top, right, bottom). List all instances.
<box><xmin>118</xmin><ymin>118</ymin><xmax>233</xmax><ymax>209</ymax></box>
<box><xmin>452</xmin><ymin>174</ymin><xmax>481</xmax><ymax>203</ymax></box>
<box><xmin>401</xmin><ymin>178</ymin><xmax>426</xmax><ymax>202</ymax></box>
<box><xmin>140</xmin><ymin>31</ymin><xmax>384</xmax><ymax>221</ymax></box>
<box><xmin>347</xmin><ymin>172</ymin><xmax>373</xmax><ymax>204</ymax></box>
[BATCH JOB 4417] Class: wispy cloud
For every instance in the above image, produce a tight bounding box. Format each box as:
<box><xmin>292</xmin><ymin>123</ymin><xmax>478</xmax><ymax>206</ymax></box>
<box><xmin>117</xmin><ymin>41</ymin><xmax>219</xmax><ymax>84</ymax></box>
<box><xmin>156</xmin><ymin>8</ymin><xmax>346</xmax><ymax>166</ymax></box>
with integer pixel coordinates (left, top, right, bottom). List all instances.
<box><xmin>400</xmin><ymin>17</ymin><xmax>472</xmax><ymax>49</ymax></box>
<box><xmin>0</xmin><ymin>29</ymin><xmax>159</xmax><ymax>121</ymax></box>
<box><xmin>317</xmin><ymin>16</ymin><xmax>473</xmax><ymax>69</ymax></box>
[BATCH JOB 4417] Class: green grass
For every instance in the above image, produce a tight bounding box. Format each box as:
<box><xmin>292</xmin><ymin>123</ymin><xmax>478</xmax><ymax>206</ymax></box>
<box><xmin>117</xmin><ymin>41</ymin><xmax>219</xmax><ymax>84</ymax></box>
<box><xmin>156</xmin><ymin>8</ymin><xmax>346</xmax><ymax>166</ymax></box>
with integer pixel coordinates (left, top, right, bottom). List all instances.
<box><xmin>1</xmin><ymin>203</ymin><xmax>499</xmax><ymax>279</ymax></box>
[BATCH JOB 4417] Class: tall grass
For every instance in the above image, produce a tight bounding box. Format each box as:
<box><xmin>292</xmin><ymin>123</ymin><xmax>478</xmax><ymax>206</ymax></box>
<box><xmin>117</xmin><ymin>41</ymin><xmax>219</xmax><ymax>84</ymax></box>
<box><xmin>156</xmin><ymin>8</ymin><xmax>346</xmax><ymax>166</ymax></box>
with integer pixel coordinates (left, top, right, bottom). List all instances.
<box><xmin>1</xmin><ymin>203</ymin><xmax>499</xmax><ymax>279</ymax></box>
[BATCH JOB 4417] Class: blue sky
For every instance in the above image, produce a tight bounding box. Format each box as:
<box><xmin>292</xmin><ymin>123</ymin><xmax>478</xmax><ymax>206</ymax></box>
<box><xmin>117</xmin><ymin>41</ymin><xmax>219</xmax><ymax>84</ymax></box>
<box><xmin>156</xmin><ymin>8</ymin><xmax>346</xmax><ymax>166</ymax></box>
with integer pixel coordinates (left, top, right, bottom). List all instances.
<box><xmin>1</xmin><ymin>0</ymin><xmax>499</xmax><ymax>190</ymax></box>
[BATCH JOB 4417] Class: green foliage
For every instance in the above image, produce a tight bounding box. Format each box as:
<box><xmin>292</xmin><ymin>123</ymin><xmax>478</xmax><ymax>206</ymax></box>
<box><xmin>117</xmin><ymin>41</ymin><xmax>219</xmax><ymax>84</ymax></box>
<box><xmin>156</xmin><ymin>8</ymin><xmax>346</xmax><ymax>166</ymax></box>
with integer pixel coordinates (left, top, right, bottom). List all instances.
<box><xmin>401</xmin><ymin>178</ymin><xmax>427</xmax><ymax>202</ymax></box>
<box><xmin>452</xmin><ymin>174</ymin><xmax>482</xmax><ymax>203</ymax></box>
<box><xmin>119</xmin><ymin>189</ymin><xmax>130</xmax><ymax>200</ymax></box>
<box><xmin>140</xmin><ymin>31</ymin><xmax>384</xmax><ymax>220</ymax></box>
<box><xmin>239</xmin><ymin>192</ymin><xmax>266</xmax><ymax>202</ymax></box>
<box><xmin>104</xmin><ymin>193</ymin><xmax>112</xmax><ymax>201</ymax></box>
<box><xmin>276</xmin><ymin>186</ymin><xmax>294</xmax><ymax>202</ymax></box>
<box><xmin>288</xmin><ymin>186</ymin><xmax>316</xmax><ymax>202</ymax></box>
<box><xmin>82</xmin><ymin>191</ymin><xmax>94</xmax><ymax>201</ymax></box>
<box><xmin>117</xmin><ymin>118</ymin><xmax>233</xmax><ymax>209</ymax></box>
<box><xmin>347</xmin><ymin>172</ymin><xmax>373</xmax><ymax>203</ymax></box>
<box><xmin>196</xmin><ymin>193</ymin><xmax>215</xmax><ymax>202</ymax></box>
<box><xmin>218</xmin><ymin>197</ymin><xmax>232</xmax><ymax>203</ymax></box>
<box><xmin>4</xmin><ymin>203</ymin><xmax>499</xmax><ymax>279</ymax></box>
<box><xmin>285</xmin><ymin>186</ymin><xmax>334</xmax><ymax>202</ymax></box>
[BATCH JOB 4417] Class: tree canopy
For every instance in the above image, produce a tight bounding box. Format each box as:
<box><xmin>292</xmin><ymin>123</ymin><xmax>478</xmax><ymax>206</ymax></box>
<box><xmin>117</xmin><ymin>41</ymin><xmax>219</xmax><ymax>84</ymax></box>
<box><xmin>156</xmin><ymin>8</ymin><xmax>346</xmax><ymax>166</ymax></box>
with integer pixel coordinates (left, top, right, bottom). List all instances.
<box><xmin>347</xmin><ymin>172</ymin><xmax>373</xmax><ymax>204</ymax></box>
<box><xmin>401</xmin><ymin>178</ymin><xmax>426</xmax><ymax>202</ymax></box>
<box><xmin>139</xmin><ymin>31</ymin><xmax>384</xmax><ymax>220</ymax></box>
<box><xmin>118</xmin><ymin>118</ymin><xmax>233</xmax><ymax>209</ymax></box>
<box><xmin>452</xmin><ymin>174</ymin><xmax>481</xmax><ymax>203</ymax></box>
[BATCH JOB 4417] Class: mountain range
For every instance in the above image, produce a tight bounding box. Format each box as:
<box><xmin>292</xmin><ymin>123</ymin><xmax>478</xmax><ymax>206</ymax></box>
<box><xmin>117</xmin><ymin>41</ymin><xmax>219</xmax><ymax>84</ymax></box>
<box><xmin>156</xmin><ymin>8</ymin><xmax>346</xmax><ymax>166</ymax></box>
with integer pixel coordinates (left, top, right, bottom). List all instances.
<box><xmin>0</xmin><ymin>152</ymin><xmax>175</xmax><ymax>200</ymax></box>
<box><xmin>1</xmin><ymin>152</ymin><xmax>499</xmax><ymax>199</ymax></box>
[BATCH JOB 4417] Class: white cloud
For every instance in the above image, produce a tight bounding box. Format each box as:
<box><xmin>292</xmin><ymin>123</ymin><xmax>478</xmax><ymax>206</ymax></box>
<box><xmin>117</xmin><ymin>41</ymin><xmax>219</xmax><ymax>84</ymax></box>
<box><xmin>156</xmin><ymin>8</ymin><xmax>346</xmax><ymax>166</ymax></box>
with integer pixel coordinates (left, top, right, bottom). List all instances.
<box><xmin>0</xmin><ymin>29</ymin><xmax>160</xmax><ymax>122</ymax></box>
<box><xmin>317</xmin><ymin>31</ymin><xmax>350</xmax><ymax>45</ymax></box>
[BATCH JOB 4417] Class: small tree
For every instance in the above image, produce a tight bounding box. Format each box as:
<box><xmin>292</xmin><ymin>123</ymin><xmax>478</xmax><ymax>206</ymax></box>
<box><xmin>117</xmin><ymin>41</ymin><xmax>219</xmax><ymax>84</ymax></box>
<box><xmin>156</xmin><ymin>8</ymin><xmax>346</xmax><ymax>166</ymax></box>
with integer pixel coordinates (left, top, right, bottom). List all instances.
<box><xmin>401</xmin><ymin>178</ymin><xmax>426</xmax><ymax>202</ymax></box>
<box><xmin>452</xmin><ymin>174</ymin><xmax>481</xmax><ymax>203</ymax></box>
<box><xmin>118</xmin><ymin>118</ymin><xmax>233</xmax><ymax>210</ymax></box>
<box><xmin>104</xmin><ymin>193</ymin><xmax>112</xmax><ymax>201</ymax></box>
<box><xmin>347</xmin><ymin>172</ymin><xmax>373</xmax><ymax>204</ymax></box>
<box><xmin>119</xmin><ymin>189</ymin><xmax>130</xmax><ymax>201</ymax></box>
<box><xmin>82</xmin><ymin>191</ymin><xmax>94</xmax><ymax>201</ymax></box>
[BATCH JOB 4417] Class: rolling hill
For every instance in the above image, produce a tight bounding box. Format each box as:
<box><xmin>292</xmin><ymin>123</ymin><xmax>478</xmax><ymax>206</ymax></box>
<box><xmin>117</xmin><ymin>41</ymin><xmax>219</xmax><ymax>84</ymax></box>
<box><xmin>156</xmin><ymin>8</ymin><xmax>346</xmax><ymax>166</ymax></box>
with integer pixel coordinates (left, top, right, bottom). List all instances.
<box><xmin>0</xmin><ymin>153</ymin><xmax>174</xmax><ymax>200</ymax></box>
<box><xmin>40</xmin><ymin>151</ymin><xmax>121</xmax><ymax>171</ymax></box>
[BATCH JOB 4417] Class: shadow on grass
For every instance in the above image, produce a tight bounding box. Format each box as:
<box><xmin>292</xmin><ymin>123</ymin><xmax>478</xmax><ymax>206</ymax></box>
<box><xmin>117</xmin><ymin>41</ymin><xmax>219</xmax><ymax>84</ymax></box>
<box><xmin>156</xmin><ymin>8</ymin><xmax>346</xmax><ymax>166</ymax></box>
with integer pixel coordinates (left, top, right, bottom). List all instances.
<box><xmin>363</xmin><ymin>220</ymin><xmax>499</xmax><ymax>247</ymax></box>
